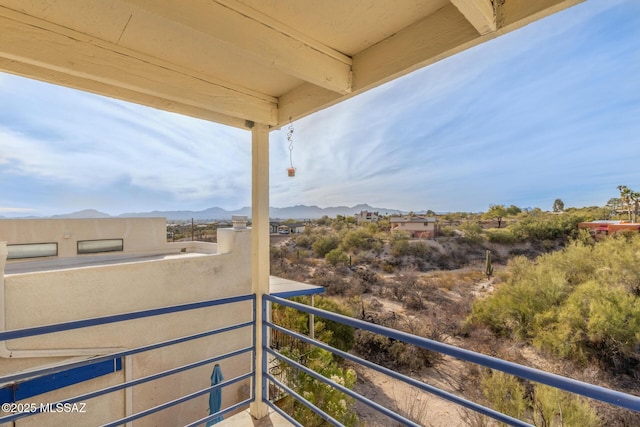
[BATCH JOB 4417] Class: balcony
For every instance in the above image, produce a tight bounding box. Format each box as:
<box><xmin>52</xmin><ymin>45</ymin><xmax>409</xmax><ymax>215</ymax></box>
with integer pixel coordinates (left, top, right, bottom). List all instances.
<box><xmin>1</xmin><ymin>1</ymin><xmax>638</xmax><ymax>425</ymax></box>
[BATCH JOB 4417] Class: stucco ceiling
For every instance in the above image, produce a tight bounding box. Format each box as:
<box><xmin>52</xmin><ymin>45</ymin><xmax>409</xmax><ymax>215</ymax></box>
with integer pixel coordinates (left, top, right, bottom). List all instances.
<box><xmin>0</xmin><ymin>0</ymin><xmax>582</xmax><ymax>130</ymax></box>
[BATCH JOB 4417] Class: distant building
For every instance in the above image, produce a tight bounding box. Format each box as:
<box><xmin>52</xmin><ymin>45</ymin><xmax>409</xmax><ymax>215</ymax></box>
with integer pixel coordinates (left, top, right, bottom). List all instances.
<box><xmin>390</xmin><ymin>216</ymin><xmax>439</xmax><ymax>238</ymax></box>
<box><xmin>355</xmin><ymin>211</ymin><xmax>380</xmax><ymax>224</ymax></box>
<box><xmin>270</xmin><ymin>222</ymin><xmax>306</xmax><ymax>235</ymax></box>
<box><xmin>578</xmin><ymin>220</ymin><xmax>640</xmax><ymax>236</ymax></box>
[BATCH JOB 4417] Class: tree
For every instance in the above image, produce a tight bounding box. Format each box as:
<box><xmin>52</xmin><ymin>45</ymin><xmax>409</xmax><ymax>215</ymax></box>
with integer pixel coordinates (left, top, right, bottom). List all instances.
<box><xmin>553</xmin><ymin>198</ymin><xmax>565</xmax><ymax>212</ymax></box>
<box><xmin>630</xmin><ymin>191</ymin><xmax>640</xmax><ymax>223</ymax></box>
<box><xmin>617</xmin><ymin>185</ymin><xmax>640</xmax><ymax>222</ymax></box>
<box><xmin>617</xmin><ymin>185</ymin><xmax>632</xmax><ymax>221</ymax></box>
<box><xmin>482</xmin><ymin>204</ymin><xmax>508</xmax><ymax>228</ymax></box>
<box><xmin>506</xmin><ymin>205</ymin><xmax>522</xmax><ymax>216</ymax></box>
<box><xmin>606</xmin><ymin>198</ymin><xmax>622</xmax><ymax>216</ymax></box>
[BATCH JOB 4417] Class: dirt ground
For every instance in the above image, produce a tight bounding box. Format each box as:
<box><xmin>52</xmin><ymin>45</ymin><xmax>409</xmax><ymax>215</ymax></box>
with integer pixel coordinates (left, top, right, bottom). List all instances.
<box><xmin>348</xmin><ymin>288</ymin><xmax>491</xmax><ymax>427</ymax></box>
<box><xmin>351</xmin><ymin>357</ymin><xmax>470</xmax><ymax>426</ymax></box>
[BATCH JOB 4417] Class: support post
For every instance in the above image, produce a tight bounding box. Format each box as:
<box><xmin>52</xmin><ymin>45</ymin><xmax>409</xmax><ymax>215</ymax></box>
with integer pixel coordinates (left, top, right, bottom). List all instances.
<box><xmin>310</xmin><ymin>295</ymin><xmax>315</xmax><ymax>340</ymax></box>
<box><xmin>249</xmin><ymin>123</ymin><xmax>270</xmax><ymax>419</ymax></box>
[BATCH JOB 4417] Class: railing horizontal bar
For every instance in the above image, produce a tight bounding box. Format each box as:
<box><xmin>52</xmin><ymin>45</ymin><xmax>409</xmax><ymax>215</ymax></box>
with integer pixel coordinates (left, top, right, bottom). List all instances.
<box><xmin>0</xmin><ymin>294</ymin><xmax>255</xmax><ymax>341</ymax></box>
<box><xmin>266</xmin><ymin>347</ymin><xmax>421</xmax><ymax>427</ymax></box>
<box><xmin>266</xmin><ymin>322</ymin><xmax>531</xmax><ymax>427</ymax></box>
<box><xmin>0</xmin><ymin>347</ymin><xmax>253</xmax><ymax>423</ymax></box>
<box><xmin>266</xmin><ymin>295</ymin><xmax>640</xmax><ymax>412</ymax></box>
<box><xmin>183</xmin><ymin>397</ymin><xmax>254</xmax><ymax>427</ymax></box>
<box><xmin>0</xmin><ymin>320</ymin><xmax>253</xmax><ymax>385</ymax></box>
<box><xmin>101</xmin><ymin>373</ymin><xmax>253</xmax><ymax>427</ymax></box>
<box><xmin>264</xmin><ymin>399</ymin><xmax>305</xmax><ymax>427</ymax></box>
<box><xmin>265</xmin><ymin>373</ymin><xmax>344</xmax><ymax>427</ymax></box>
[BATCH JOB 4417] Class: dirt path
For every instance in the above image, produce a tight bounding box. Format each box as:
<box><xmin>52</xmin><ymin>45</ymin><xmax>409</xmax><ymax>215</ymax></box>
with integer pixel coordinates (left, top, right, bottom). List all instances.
<box><xmin>352</xmin><ymin>292</ymin><xmax>484</xmax><ymax>426</ymax></box>
<box><xmin>350</xmin><ymin>356</ymin><xmax>470</xmax><ymax>426</ymax></box>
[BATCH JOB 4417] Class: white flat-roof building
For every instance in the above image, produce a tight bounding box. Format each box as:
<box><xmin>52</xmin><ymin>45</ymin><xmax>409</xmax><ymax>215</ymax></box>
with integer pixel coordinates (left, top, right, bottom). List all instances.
<box><xmin>0</xmin><ymin>217</ymin><xmax>320</xmax><ymax>426</ymax></box>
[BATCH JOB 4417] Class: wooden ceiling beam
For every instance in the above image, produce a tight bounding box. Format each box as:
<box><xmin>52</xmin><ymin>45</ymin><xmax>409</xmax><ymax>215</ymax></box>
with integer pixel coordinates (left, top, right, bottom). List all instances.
<box><xmin>0</xmin><ymin>7</ymin><xmax>278</xmax><ymax>126</ymax></box>
<box><xmin>450</xmin><ymin>0</ymin><xmax>496</xmax><ymax>35</ymax></box>
<box><xmin>497</xmin><ymin>0</ymin><xmax>583</xmax><ymax>30</ymax></box>
<box><xmin>279</xmin><ymin>4</ymin><xmax>482</xmax><ymax>127</ymax></box>
<box><xmin>352</xmin><ymin>4</ymin><xmax>479</xmax><ymax>92</ymax></box>
<box><xmin>0</xmin><ymin>58</ymin><xmax>253</xmax><ymax>130</ymax></box>
<box><xmin>276</xmin><ymin>0</ymin><xmax>584</xmax><ymax>128</ymax></box>
<box><xmin>123</xmin><ymin>0</ymin><xmax>353</xmax><ymax>95</ymax></box>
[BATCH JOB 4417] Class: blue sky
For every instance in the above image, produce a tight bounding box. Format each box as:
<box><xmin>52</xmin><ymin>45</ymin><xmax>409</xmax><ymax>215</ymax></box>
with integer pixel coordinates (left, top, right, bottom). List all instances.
<box><xmin>1</xmin><ymin>0</ymin><xmax>639</xmax><ymax>217</ymax></box>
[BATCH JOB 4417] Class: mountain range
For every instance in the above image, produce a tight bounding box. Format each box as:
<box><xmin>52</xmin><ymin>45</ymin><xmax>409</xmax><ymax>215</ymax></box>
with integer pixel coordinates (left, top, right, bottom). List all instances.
<box><xmin>12</xmin><ymin>204</ymin><xmax>414</xmax><ymax>221</ymax></box>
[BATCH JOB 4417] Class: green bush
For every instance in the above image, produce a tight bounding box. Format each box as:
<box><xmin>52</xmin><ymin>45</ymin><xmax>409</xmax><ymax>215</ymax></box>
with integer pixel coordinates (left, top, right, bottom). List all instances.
<box><xmin>278</xmin><ymin>348</ymin><xmax>358</xmax><ymax>427</ymax></box>
<box><xmin>325</xmin><ymin>248</ymin><xmax>350</xmax><ymax>266</ymax></box>
<box><xmin>481</xmin><ymin>370</ymin><xmax>527</xmax><ymax>420</ymax></box>
<box><xmin>510</xmin><ymin>213</ymin><xmax>586</xmax><ymax>242</ymax></box>
<box><xmin>271</xmin><ymin>297</ymin><xmax>358</xmax><ymax>426</ymax></box>
<box><xmin>468</xmin><ymin>235</ymin><xmax>640</xmax><ymax>369</ymax></box>
<box><xmin>458</xmin><ymin>221</ymin><xmax>483</xmax><ymax>243</ymax></box>
<box><xmin>533</xmin><ymin>384</ymin><xmax>600</xmax><ymax>427</ymax></box>
<box><xmin>341</xmin><ymin>228</ymin><xmax>378</xmax><ymax>252</ymax></box>
<box><xmin>485</xmin><ymin>227</ymin><xmax>520</xmax><ymax>244</ymax></box>
<box><xmin>314</xmin><ymin>298</ymin><xmax>356</xmax><ymax>352</ymax></box>
<box><xmin>479</xmin><ymin>371</ymin><xmax>601</xmax><ymax>426</ymax></box>
<box><xmin>312</xmin><ymin>235</ymin><xmax>339</xmax><ymax>257</ymax></box>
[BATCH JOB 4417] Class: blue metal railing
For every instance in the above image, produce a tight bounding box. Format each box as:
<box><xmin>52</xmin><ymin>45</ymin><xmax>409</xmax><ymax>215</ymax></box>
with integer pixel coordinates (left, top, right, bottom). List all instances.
<box><xmin>0</xmin><ymin>293</ymin><xmax>256</xmax><ymax>426</ymax></box>
<box><xmin>264</xmin><ymin>294</ymin><xmax>640</xmax><ymax>426</ymax></box>
<box><xmin>2</xmin><ymin>290</ymin><xmax>638</xmax><ymax>426</ymax></box>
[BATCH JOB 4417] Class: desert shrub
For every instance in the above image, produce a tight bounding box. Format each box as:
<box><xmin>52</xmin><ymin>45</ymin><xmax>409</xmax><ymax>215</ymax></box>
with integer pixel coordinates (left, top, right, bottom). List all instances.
<box><xmin>314</xmin><ymin>297</ymin><xmax>356</xmax><ymax>352</ymax></box>
<box><xmin>295</xmin><ymin>233</ymin><xmax>315</xmax><ymax>249</ymax></box>
<box><xmin>468</xmin><ymin>262</ymin><xmax>569</xmax><ymax>340</ymax></box>
<box><xmin>481</xmin><ymin>370</ymin><xmax>527</xmax><ymax>421</ymax></box>
<box><xmin>438</xmin><ymin>225</ymin><xmax>457</xmax><ymax>237</ymax></box>
<box><xmin>532</xmin><ymin>384</ymin><xmax>600</xmax><ymax>427</ymax></box>
<box><xmin>458</xmin><ymin>221</ymin><xmax>484</xmax><ymax>243</ymax></box>
<box><xmin>407</xmin><ymin>241</ymin><xmax>432</xmax><ymax>258</ymax></box>
<box><xmin>381</xmin><ymin>261</ymin><xmax>397</xmax><ymax>273</ymax></box>
<box><xmin>510</xmin><ymin>213</ymin><xmax>585</xmax><ymax>242</ymax></box>
<box><xmin>390</xmin><ymin>234</ymin><xmax>410</xmax><ymax>257</ymax></box>
<box><xmin>468</xmin><ymin>235</ymin><xmax>640</xmax><ymax>370</ymax></box>
<box><xmin>313</xmin><ymin>235</ymin><xmax>340</xmax><ymax>257</ymax></box>
<box><xmin>325</xmin><ymin>248</ymin><xmax>350</xmax><ymax>266</ymax></box>
<box><xmin>340</xmin><ymin>228</ymin><xmax>378</xmax><ymax>252</ymax></box>
<box><xmin>480</xmin><ymin>371</ymin><xmax>601</xmax><ymax>427</ymax></box>
<box><xmin>485</xmin><ymin>227</ymin><xmax>520</xmax><ymax>244</ymax></box>
<box><xmin>534</xmin><ymin>280</ymin><xmax>640</xmax><ymax>366</ymax></box>
<box><xmin>354</xmin><ymin>330</ymin><xmax>436</xmax><ymax>372</ymax></box>
<box><xmin>355</xmin><ymin>306</ymin><xmax>440</xmax><ymax>371</ymax></box>
<box><xmin>276</xmin><ymin>347</ymin><xmax>358</xmax><ymax>427</ymax></box>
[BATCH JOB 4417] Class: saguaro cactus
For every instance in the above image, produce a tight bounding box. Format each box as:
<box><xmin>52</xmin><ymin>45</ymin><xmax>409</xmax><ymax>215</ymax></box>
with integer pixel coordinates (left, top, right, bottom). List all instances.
<box><xmin>485</xmin><ymin>250</ymin><xmax>493</xmax><ymax>279</ymax></box>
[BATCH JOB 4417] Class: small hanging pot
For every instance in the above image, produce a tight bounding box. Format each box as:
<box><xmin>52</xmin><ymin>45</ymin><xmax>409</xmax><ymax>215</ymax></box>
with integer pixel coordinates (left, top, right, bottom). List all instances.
<box><xmin>287</xmin><ymin>119</ymin><xmax>297</xmax><ymax>177</ymax></box>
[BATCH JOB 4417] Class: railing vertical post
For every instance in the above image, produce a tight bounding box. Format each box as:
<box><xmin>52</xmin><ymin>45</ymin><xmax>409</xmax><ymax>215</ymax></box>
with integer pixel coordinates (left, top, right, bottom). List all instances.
<box><xmin>262</xmin><ymin>296</ymin><xmax>269</xmax><ymax>403</ymax></box>
<box><xmin>309</xmin><ymin>294</ymin><xmax>315</xmax><ymax>340</ymax></box>
<box><xmin>249</xmin><ymin>122</ymin><xmax>270</xmax><ymax>419</ymax></box>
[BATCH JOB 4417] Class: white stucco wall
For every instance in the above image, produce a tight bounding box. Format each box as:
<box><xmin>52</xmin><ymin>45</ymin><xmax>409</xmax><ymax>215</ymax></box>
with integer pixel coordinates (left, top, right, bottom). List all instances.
<box><xmin>0</xmin><ymin>219</ymin><xmax>253</xmax><ymax>426</ymax></box>
<box><xmin>0</xmin><ymin>218</ymin><xmax>170</xmax><ymax>258</ymax></box>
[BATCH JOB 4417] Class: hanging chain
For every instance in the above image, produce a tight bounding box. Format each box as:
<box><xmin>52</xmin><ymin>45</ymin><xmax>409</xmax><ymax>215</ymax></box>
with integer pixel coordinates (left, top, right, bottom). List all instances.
<box><xmin>287</xmin><ymin>119</ymin><xmax>295</xmax><ymax>168</ymax></box>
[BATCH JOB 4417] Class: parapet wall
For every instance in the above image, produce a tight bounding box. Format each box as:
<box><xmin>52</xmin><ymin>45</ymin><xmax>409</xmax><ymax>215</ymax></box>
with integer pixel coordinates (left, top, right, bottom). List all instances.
<box><xmin>0</xmin><ymin>218</ymin><xmax>253</xmax><ymax>426</ymax></box>
<box><xmin>0</xmin><ymin>217</ymin><xmax>169</xmax><ymax>257</ymax></box>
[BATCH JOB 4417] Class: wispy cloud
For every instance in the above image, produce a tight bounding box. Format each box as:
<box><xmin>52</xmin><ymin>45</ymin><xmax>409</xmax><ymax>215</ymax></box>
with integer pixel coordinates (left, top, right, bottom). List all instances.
<box><xmin>0</xmin><ymin>79</ymin><xmax>252</xmax><ymax>214</ymax></box>
<box><xmin>269</xmin><ymin>0</ymin><xmax>640</xmax><ymax>212</ymax></box>
<box><xmin>1</xmin><ymin>0</ymin><xmax>639</xmax><ymax>215</ymax></box>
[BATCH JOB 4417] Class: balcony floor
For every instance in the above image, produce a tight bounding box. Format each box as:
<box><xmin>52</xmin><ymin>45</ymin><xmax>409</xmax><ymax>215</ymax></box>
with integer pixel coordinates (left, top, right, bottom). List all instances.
<box><xmin>217</xmin><ymin>408</ymin><xmax>293</xmax><ymax>427</ymax></box>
